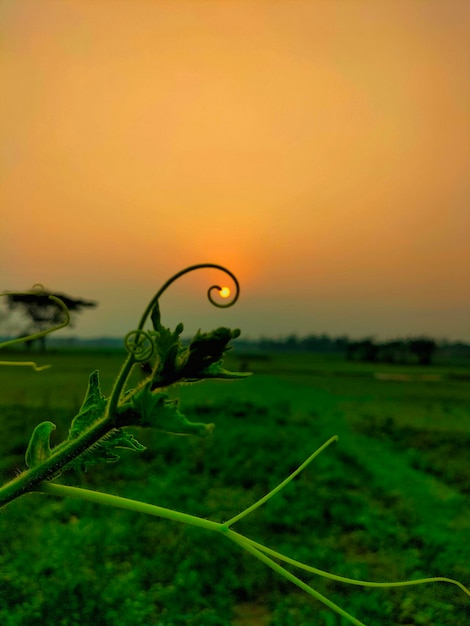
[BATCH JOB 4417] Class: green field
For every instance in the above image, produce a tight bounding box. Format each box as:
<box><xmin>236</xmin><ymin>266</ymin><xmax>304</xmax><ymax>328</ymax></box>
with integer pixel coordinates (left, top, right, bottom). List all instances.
<box><xmin>1</xmin><ymin>349</ymin><xmax>469</xmax><ymax>625</ymax></box>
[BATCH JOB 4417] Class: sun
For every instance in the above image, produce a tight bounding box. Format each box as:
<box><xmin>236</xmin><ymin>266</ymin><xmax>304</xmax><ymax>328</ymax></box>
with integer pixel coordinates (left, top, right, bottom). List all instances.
<box><xmin>219</xmin><ymin>287</ymin><xmax>231</xmax><ymax>298</ymax></box>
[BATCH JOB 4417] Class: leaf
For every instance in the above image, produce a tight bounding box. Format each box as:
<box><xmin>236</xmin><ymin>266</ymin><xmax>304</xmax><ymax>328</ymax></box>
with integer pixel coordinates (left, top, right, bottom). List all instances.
<box><xmin>148</xmin><ymin>303</ymin><xmax>248</xmax><ymax>385</ymax></box>
<box><xmin>25</xmin><ymin>421</ymin><xmax>56</xmax><ymax>469</ymax></box>
<box><xmin>150</xmin><ymin>300</ymin><xmax>162</xmax><ymax>330</ymax></box>
<box><xmin>147</xmin><ymin>302</ymin><xmax>187</xmax><ymax>384</ymax></box>
<box><xmin>69</xmin><ymin>370</ymin><xmax>107</xmax><ymax>439</ymax></box>
<box><xmin>109</xmin><ymin>430</ymin><xmax>147</xmax><ymax>452</ymax></box>
<box><xmin>71</xmin><ymin>428</ymin><xmax>147</xmax><ymax>468</ymax></box>
<box><xmin>64</xmin><ymin>370</ymin><xmax>147</xmax><ymax>471</ymax></box>
<box><xmin>129</xmin><ymin>383</ymin><xmax>214</xmax><ymax>437</ymax></box>
<box><xmin>178</xmin><ymin>327</ymin><xmax>249</xmax><ymax>381</ymax></box>
<box><xmin>188</xmin><ymin>359</ymin><xmax>252</xmax><ymax>380</ymax></box>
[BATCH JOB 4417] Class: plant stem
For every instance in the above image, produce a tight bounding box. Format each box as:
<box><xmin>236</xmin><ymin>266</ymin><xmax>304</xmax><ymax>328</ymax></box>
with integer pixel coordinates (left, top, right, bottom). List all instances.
<box><xmin>228</xmin><ymin>531</ymin><xmax>366</xmax><ymax>626</ymax></box>
<box><xmin>231</xmin><ymin>532</ymin><xmax>470</xmax><ymax>596</ymax></box>
<box><xmin>225</xmin><ymin>435</ymin><xmax>338</xmax><ymax>527</ymax></box>
<box><xmin>37</xmin><ymin>482</ymin><xmax>226</xmax><ymax>534</ymax></box>
<box><xmin>135</xmin><ymin>263</ymin><xmax>240</xmax><ymax>332</ymax></box>
<box><xmin>37</xmin><ymin>482</ymin><xmax>365</xmax><ymax>626</ymax></box>
<box><xmin>0</xmin><ymin>417</ymin><xmax>113</xmax><ymax>508</ymax></box>
<box><xmin>106</xmin><ymin>353</ymin><xmax>136</xmax><ymax>419</ymax></box>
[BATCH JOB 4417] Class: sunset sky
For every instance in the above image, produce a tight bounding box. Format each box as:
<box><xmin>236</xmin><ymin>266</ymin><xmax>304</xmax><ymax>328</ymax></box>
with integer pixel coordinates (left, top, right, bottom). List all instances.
<box><xmin>2</xmin><ymin>0</ymin><xmax>470</xmax><ymax>341</ymax></box>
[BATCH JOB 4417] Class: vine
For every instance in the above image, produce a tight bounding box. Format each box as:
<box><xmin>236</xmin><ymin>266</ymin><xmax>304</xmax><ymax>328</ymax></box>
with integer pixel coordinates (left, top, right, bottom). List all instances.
<box><xmin>1</xmin><ymin>266</ymin><xmax>468</xmax><ymax>625</ymax></box>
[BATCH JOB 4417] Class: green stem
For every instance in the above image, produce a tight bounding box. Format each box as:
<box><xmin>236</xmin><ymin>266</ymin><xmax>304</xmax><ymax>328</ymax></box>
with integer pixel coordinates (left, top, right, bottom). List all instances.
<box><xmin>106</xmin><ymin>352</ymin><xmax>137</xmax><ymax>419</ymax></box>
<box><xmin>231</xmin><ymin>532</ymin><xmax>470</xmax><ymax>596</ymax></box>
<box><xmin>228</xmin><ymin>531</ymin><xmax>366</xmax><ymax>626</ymax></box>
<box><xmin>136</xmin><ymin>263</ymin><xmax>240</xmax><ymax>332</ymax></box>
<box><xmin>37</xmin><ymin>482</ymin><xmax>364</xmax><ymax>626</ymax></box>
<box><xmin>0</xmin><ymin>417</ymin><xmax>113</xmax><ymax>508</ymax></box>
<box><xmin>225</xmin><ymin>435</ymin><xmax>338</xmax><ymax>527</ymax></box>
<box><xmin>35</xmin><ymin>479</ymin><xmax>470</xmax><ymax>623</ymax></box>
<box><xmin>37</xmin><ymin>482</ymin><xmax>226</xmax><ymax>534</ymax></box>
<box><xmin>8</xmin><ymin>424</ymin><xmax>468</xmax><ymax>626</ymax></box>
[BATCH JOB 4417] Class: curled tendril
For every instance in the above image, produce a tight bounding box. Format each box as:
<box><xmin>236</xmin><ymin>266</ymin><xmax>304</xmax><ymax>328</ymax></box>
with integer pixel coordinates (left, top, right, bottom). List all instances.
<box><xmin>107</xmin><ymin>264</ymin><xmax>241</xmax><ymax>419</ymax></box>
<box><xmin>0</xmin><ymin>289</ymin><xmax>70</xmax><ymax>352</ymax></box>
<box><xmin>137</xmin><ymin>264</ymin><xmax>240</xmax><ymax>332</ymax></box>
<box><xmin>207</xmin><ymin>284</ymin><xmax>235</xmax><ymax>308</ymax></box>
<box><xmin>124</xmin><ymin>329</ymin><xmax>155</xmax><ymax>363</ymax></box>
<box><xmin>31</xmin><ymin>283</ymin><xmax>46</xmax><ymax>292</ymax></box>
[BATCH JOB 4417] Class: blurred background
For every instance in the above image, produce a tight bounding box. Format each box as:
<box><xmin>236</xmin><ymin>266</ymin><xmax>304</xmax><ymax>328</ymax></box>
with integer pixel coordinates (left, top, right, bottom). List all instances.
<box><xmin>2</xmin><ymin>0</ymin><xmax>469</xmax><ymax>342</ymax></box>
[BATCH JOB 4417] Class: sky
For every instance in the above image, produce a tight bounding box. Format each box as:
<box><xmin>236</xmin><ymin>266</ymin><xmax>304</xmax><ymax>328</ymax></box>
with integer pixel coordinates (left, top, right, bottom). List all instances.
<box><xmin>2</xmin><ymin>0</ymin><xmax>470</xmax><ymax>342</ymax></box>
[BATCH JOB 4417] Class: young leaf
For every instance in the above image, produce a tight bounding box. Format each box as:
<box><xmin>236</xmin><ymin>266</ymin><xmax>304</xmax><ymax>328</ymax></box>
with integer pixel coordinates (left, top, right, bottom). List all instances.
<box><xmin>126</xmin><ymin>382</ymin><xmax>214</xmax><ymax>436</ymax></box>
<box><xmin>108</xmin><ymin>430</ymin><xmax>147</xmax><ymax>453</ymax></box>
<box><xmin>25</xmin><ymin>421</ymin><xmax>56</xmax><ymax>469</ymax></box>
<box><xmin>186</xmin><ymin>359</ymin><xmax>251</xmax><ymax>380</ymax></box>
<box><xmin>147</xmin><ymin>302</ymin><xmax>187</xmax><ymax>384</ymax></box>
<box><xmin>178</xmin><ymin>327</ymin><xmax>249</xmax><ymax>380</ymax></box>
<box><xmin>67</xmin><ymin>428</ymin><xmax>147</xmax><ymax>469</ymax></box>
<box><xmin>69</xmin><ymin>370</ymin><xmax>107</xmax><ymax>439</ymax></box>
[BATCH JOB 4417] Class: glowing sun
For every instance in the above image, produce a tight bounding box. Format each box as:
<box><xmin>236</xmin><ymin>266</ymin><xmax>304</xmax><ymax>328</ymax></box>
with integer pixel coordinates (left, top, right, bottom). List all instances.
<box><xmin>219</xmin><ymin>287</ymin><xmax>231</xmax><ymax>298</ymax></box>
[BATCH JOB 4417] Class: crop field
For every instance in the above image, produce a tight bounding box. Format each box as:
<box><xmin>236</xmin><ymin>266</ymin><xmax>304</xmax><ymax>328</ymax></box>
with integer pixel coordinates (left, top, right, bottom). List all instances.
<box><xmin>1</xmin><ymin>349</ymin><xmax>469</xmax><ymax>625</ymax></box>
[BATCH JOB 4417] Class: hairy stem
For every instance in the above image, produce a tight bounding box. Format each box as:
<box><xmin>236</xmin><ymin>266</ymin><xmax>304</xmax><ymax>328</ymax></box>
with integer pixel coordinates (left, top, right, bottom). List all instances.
<box><xmin>0</xmin><ymin>417</ymin><xmax>113</xmax><ymax>508</ymax></box>
<box><xmin>106</xmin><ymin>352</ymin><xmax>137</xmax><ymax>419</ymax></box>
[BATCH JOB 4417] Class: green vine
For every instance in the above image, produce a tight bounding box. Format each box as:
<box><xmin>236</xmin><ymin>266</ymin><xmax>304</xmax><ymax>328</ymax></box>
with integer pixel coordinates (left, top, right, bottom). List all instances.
<box><xmin>1</xmin><ymin>265</ymin><xmax>468</xmax><ymax>625</ymax></box>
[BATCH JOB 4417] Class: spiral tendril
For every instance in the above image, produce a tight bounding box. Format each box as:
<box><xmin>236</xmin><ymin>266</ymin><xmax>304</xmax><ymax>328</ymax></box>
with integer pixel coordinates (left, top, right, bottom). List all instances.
<box><xmin>31</xmin><ymin>284</ymin><xmax>46</xmax><ymax>293</ymax></box>
<box><xmin>137</xmin><ymin>264</ymin><xmax>240</xmax><ymax>331</ymax></box>
<box><xmin>107</xmin><ymin>265</ymin><xmax>240</xmax><ymax>418</ymax></box>
<box><xmin>207</xmin><ymin>285</ymin><xmax>235</xmax><ymax>308</ymax></box>
<box><xmin>124</xmin><ymin>329</ymin><xmax>154</xmax><ymax>362</ymax></box>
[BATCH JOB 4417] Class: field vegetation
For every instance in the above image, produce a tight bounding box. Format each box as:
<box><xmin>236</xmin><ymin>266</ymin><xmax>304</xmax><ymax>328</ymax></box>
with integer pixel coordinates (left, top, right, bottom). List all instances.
<box><xmin>1</xmin><ymin>347</ymin><xmax>469</xmax><ymax>625</ymax></box>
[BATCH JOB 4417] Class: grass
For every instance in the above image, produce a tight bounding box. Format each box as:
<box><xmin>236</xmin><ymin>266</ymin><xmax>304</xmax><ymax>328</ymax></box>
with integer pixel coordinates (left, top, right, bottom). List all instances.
<box><xmin>1</xmin><ymin>348</ymin><xmax>469</xmax><ymax>625</ymax></box>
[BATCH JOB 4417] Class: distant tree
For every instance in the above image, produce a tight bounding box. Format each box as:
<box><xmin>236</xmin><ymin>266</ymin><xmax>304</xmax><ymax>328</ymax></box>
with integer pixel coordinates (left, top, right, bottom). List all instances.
<box><xmin>408</xmin><ymin>337</ymin><xmax>436</xmax><ymax>365</ymax></box>
<box><xmin>334</xmin><ymin>336</ymin><xmax>350</xmax><ymax>354</ymax></box>
<box><xmin>346</xmin><ymin>339</ymin><xmax>378</xmax><ymax>362</ymax></box>
<box><xmin>5</xmin><ymin>288</ymin><xmax>97</xmax><ymax>351</ymax></box>
<box><xmin>285</xmin><ymin>334</ymin><xmax>298</xmax><ymax>350</ymax></box>
<box><xmin>379</xmin><ymin>340</ymin><xmax>408</xmax><ymax>364</ymax></box>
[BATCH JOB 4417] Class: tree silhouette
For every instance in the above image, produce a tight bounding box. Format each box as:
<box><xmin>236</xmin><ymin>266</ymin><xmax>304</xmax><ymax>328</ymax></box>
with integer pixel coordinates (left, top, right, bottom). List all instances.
<box><xmin>5</xmin><ymin>288</ymin><xmax>97</xmax><ymax>350</ymax></box>
<box><xmin>408</xmin><ymin>337</ymin><xmax>436</xmax><ymax>365</ymax></box>
<box><xmin>346</xmin><ymin>338</ymin><xmax>378</xmax><ymax>362</ymax></box>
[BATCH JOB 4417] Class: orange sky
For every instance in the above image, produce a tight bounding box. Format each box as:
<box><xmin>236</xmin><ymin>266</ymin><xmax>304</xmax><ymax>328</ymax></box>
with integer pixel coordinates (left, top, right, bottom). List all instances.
<box><xmin>2</xmin><ymin>0</ymin><xmax>470</xmax><ymax>340</ymax></box>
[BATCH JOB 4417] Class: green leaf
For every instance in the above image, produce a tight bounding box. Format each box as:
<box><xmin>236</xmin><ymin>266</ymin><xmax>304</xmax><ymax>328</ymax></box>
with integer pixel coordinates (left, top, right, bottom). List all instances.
<box><xmin>147</xmin><ymin>302</ymin><xmax>186</xmax><ymax>384</ymax></box>
<box><xmin>179</xmin><ymin>327</ymin><xmax>249</xmax><ymax>381</ymax></box>
<box><xmin>190</xmin><ymin>359</ymin><xmax>252</xmax><ymax>380</ymax></box>
<box><xmin>150</xmin><ymin>300</ymin><xmax>162</xmax><ymax>330</ymax></box>
<box><xmin>69</xmin><ymin>370</ymin><xmax>107</xmax><ymax>439</ymax></box>
<box><xmin>129</xmin><ymin>382</ymin><xmax>214</xmax><ymax>437</ymax></box>
<box><xmin>25</xmin><ymin>421</ymin><xmax>56</xmax><ymax>469</ymax></box>
<box><xmin>108</xmin><ymin>430</ymin><xmax>147</xmax><ymax>452</ymax></box>
<box><xmin>72</xmin><ymin>428</ymin><xmax>147</xmax><ymax>468</ymax></box>
<box><xmin>148</xmin><ymin>303</ymin><xmax>248</xmax><ymax>385</ymax></box>
<box><xmin>64</xmin><ymin>370</ymin><xmax>147</xmax><ymax>471</ymax></box>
